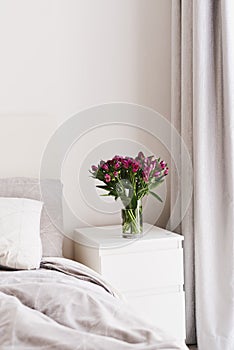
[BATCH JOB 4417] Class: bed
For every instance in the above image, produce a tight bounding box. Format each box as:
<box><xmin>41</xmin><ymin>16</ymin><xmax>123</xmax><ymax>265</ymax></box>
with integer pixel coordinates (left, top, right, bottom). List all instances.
<box><xmin>0</xmin><ymin>178</ymin><xmax>188</xmax><ymax>349</ymax></box>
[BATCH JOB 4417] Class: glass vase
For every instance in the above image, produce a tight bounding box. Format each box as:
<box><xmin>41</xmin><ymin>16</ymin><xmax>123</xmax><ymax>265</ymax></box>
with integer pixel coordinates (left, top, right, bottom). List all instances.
<box><xmin>121</xmin><ymin>200</ymin><xmax>143</xmax><ymax>238</ymax></box>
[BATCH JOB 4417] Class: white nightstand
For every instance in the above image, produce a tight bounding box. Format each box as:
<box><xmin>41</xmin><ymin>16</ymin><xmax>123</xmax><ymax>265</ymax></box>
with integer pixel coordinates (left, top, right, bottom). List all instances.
<box><xmin>73</xmin><ymin>223</ymin><xmax>186</xmax><ymax>341</ymax></box>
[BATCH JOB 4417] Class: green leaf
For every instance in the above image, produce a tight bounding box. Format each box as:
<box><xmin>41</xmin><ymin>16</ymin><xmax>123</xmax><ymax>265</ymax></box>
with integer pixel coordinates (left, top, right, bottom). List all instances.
<box><xmin>109</xmin><ymin>190</ymin><xmax>118</xmax><ymax>197</ymax></box>
<box><xmin>138</xmin><ymin>190</ymin><xmax>148</xmax><ymax>200</ymax></box>
<box><xmin>149</xmin><ymin>191</ymin><xmax>163</xmax><ymax>203</ymax></box>
<box><xmin>130</xmin><ymin>195</ymin><xmax>137</xmax><ymax>209</ymax></box>
<box><xmin>149</xmin><ymin>180</ymin><xmax>164</xmax><ymax>190</ymax></box>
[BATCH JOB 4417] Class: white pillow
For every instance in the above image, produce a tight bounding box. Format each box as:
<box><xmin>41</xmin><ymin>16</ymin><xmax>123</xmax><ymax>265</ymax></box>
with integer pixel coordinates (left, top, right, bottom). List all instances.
<box><xmin>0</xmin><ymin>198</ymin><xmax>43</xmax><ymax>269</ymax></box>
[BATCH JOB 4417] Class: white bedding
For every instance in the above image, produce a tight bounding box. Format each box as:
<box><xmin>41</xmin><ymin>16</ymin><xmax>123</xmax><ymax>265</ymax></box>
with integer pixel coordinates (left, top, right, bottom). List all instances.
<box><xmin>0</xmin><ymin>197</ymin><xmax>43</xmax><ymax>269</ymax></box>
<box><xmin>0</xmin><ymin>257</ymin><xmax>189</xmax><ymax>350</ymax></box>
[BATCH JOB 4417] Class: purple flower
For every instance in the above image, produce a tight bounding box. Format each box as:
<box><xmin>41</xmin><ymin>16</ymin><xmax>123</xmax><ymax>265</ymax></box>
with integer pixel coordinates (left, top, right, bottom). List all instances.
<box><xmin>154</xmin><ymin>171</ymin><xmax>161</xmax><ymax>177</ymax></box>
<box><xmin>105</xmin><ymin>174</ymin><xmax>111</xmax><ymax>182</ymax></box>
<box><xmin>132</xmin><ymin>162</ymin><xmax>140</xmax><ymax>173</ymax></box>
<box><xmin>91</xmin><ymin>165</ymin><xmax>98</xmax><ymax>171</ymax></box>
<box><xmin>149</xmin><ymin>163</ymin><xmax>155</xmax><ymax>172</ymax></box>
<box><xmin>164</xmin><ymin>168</ymin><xmax>169</xmax><ymax>176</ymax></box>
<box><xmin>144</xmin><ymin>157</ymin><xmax>151</xmax><ymax>166</ymax></box>
<box><xmin>113</xmin><ymin>155</ymin><xmax>123</xmax><ymax>162</ymax></box>
<box><xmin>143</xmin><ymin>173</ymin><xmax>149</xmax><ymax>182</ymax></box>
<box><xmin>113</xmin><ymin>171</ymin><xmax>119</xmax><ymax>177</ymax></box>
<box><xmin>143</xmin><ymin>167</ymin><xmax>150</xmax><ymax>182</ymax></box>
<box><xmin>102</xmin><ymin>163</ymin><xmax>109</xmax><ymax>171</ymax></box>
<box><xmin>114</xmin><ymin>162</ymin><xmax>121</xmax><ymax>170</ymax></box>
<box><xmin>144</xmin><ymin>165</ymin><xmax>150</xmax><ymax>173</ymax></box>
<box><xmin>127</xmin><ymin>159</ymin><xmax>133</xmax><ymax>166</ymax></box>
<box><xmin>122</xmin><ymin>159</ymin><xmax>129</xmax><ymax>169</ymax></box>
<box><xmin>138</xmin><ymin>151</ymin><xmax>145</xmax><ymax>159</ymax></box>
<box><xmin>160</xmin><ymin>160</ymin><xmax>166</xmax><ymax>169</ymax></box>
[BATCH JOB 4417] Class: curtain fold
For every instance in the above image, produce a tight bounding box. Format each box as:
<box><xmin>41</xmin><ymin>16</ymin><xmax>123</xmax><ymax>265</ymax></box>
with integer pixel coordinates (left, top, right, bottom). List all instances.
<box><xmin>171</xmin><ymin>1</ymin><xmax>234</xmax><ymax>349</ymax></box>
<box><xmin>171</xmin><ymin>0</ymin><xmax>196</xmax><ymax>344</ymax></box>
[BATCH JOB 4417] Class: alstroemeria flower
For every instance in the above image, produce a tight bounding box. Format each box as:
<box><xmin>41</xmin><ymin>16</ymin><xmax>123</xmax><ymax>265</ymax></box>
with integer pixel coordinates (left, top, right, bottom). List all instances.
<box><xmin>91</xmin><ymin>165</ymin><xmax>98</xmax><ymax>171</ymax></box>
<box><xmin>164</xmin><ymin>168</ymin><xmax>169</xmax><ymax>176</ymax></box>
<box><xmin>113</xmin><ymin>171</ymin><xmax>119</xmax><ymax>177</ymax></box>
<box><xmin>105</xmin><ymin>174</ymin><xmax>111</xmax><ymax>182</ymax></box>
<box><xmin>149</xmin><ymin>163</ymin><xmax>155</xmax><ymax>172</ymax></box>
<box><xmin>138</xmin><ymin>151</ymin><xmax>144</xmax><ymax>159</ymax></box>
<box><xmin>143</xmin><ymin>167</ymin><xmax>150</xmax><ymax>182</ymax></box>
<box><xmin>143</xmin><ymin>174</ymin><xmax>149</xmax><ymax>182</ymax></box>
<box><xmin>154</xmin><ymin>171</ymin><xmax>161</xmax><ymax>177</ymax></box>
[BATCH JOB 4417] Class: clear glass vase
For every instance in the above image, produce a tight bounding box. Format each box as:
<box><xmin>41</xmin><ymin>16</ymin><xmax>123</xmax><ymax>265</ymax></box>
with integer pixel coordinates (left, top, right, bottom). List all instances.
<box><xmin>121</xmin><ymin>200</ymin><xmax>143</xmax><ymax>238</ymax></box>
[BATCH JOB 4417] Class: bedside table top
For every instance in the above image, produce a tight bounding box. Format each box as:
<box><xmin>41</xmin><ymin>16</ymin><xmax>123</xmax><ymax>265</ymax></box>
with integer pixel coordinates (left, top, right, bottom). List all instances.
<box><xmin>73</xmin><ymin>223</ymin><xmax>183</xmax><ymax>250</ymax></box>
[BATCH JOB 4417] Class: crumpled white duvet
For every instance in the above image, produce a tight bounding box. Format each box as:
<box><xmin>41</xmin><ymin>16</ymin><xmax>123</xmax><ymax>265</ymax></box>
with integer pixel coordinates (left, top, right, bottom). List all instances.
<box><xmin>0</xmin><ymin>257</ymin><xmax>188</xmax><ymax>350</ymax></box>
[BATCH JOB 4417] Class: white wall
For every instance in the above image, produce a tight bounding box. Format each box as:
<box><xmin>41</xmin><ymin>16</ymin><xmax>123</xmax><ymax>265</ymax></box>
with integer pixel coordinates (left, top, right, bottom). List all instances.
<box><xmin>0</xmin><ymin>0</ymin><xmax>171</xmax><ymax>257</ymax></box>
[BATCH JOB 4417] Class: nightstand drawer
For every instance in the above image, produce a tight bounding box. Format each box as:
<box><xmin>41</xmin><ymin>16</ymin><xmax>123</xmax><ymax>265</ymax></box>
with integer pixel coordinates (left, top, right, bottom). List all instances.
<box><xmin>125</xmin><ymin>291</ymin><xmax>186</xmax><ymax>341</ymax></box>
<box><xmin>101</xmin><ymin>248</ymin><xmax>184</xmax><ymax>292</ymax></box>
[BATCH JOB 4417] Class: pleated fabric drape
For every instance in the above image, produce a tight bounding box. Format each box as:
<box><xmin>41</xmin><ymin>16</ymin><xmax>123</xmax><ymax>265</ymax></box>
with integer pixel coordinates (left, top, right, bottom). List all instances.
<box><xmin>171</xmin><ymin>1</ymin><xmax>234</xmax><ymax>349</ymax></box>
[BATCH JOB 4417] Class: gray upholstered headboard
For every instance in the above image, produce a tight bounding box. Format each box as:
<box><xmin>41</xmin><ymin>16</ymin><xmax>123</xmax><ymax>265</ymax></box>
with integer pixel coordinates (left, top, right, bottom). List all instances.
<box><xmin>0</xmin><ymin>177</ymin><xmax>63</xmax><ymax>257</ymax></box>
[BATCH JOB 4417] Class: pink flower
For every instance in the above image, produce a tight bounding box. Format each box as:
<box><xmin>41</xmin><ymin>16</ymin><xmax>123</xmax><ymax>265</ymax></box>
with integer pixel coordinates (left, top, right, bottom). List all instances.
<box><xmin>154</xmin><ymin>171</ymin><xmax>161</xmax><ymax>177</ymax></box>
<box><xmin>127</xmin><ymin>158</ymin><xmax>133</xmax><ymax>166</ymax></box>
<box><xmin>91</xmin><ymin>165</ymin><xmax>98</xmax><ymax>171</ymax></box>
<box><xmin>164</xmin><ymin>168</ymin><xmax>169</xmax><ymax>176</ymax></box>
<box><xmin>144</xmin><ymin>165</ymin><xmax>150</xmax><ymax>173</ymax></box>
<box><xmin>132</xmin><ymin>162</ymin><xmax>140</xmax><ymax>173</ymax></box>
<box><xmin>143</xmin><ymin>168</ymin><xmax>150</xmax><ymax>182</ymax></box>
<box><xmin>114</xmin><ymin>162</ymin><xmax>121</xmax><ymax>170</ymax></box>
<box><xmin>144</xmin><ymin>157</ymin><xmax>151</xmax><ymax>166</ymax></box>
<box><xmin>138</xmin><ymin>151</ymin><xmax>145</xmax><ymax>159</ymax></box>
<box><xmin>113</xmin><ymin>155</ymin><xmax>123</xmax><ymax>162</ymax></box>
<box><xmin>102</xmin><ymin>163</ymin><xmax>109</xmax><ymax>171</ymax></box>
<box><xmin>105</xmin><ymin>174</ymin><xmax>111</xmax><ymax>182</ymax></box>
<box><xmin>122</xmin><ymin>159</ymin><xmax>129</xmax><ymax>169</ymax></box>
<box><xmin>113</xmin><ymin>171</ymin><xmax>119</xmax><ymax>177</ymax></box>
<box><xmin>160</xmin><ymin>160</ymin><xmax>166</xmax><ymax>169</ymax></box>
<box><xmin>149</xmin><ymin>163</ymin><xmax>155</xmax><ymax>172</ymax></box>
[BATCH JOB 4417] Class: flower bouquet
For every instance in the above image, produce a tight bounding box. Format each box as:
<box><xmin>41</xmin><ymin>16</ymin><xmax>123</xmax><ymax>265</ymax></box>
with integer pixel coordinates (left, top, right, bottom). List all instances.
<box><xmin>90</xmin><ymin>152</ymin><xmax>169</xmax><ymax>238</ymax></box>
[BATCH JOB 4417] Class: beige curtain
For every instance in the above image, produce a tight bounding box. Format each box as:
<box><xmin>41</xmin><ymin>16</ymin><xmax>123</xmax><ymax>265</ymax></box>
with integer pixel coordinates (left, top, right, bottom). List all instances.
<box><xmin>171</xmin><ymin>1</ymin><xmax>234</xmax><ymax>349</ymax></box>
